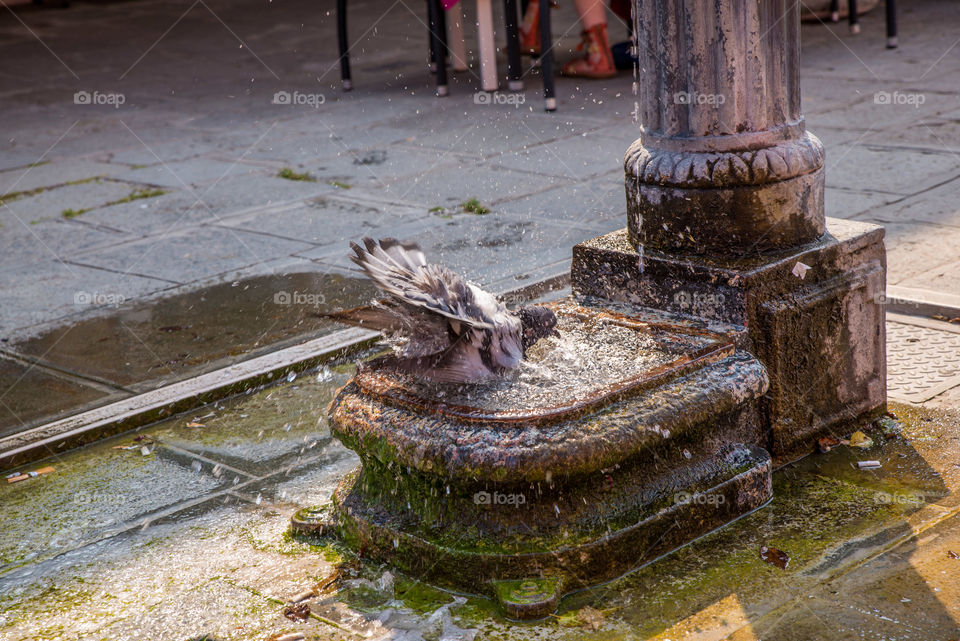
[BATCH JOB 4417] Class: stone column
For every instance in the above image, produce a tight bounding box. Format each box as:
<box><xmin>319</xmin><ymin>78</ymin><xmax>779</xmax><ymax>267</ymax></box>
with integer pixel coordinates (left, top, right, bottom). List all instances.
<box><xmin>627</xmin><ymin>0</ymin><xmax>825</xmax><ymax>255</ymax></box>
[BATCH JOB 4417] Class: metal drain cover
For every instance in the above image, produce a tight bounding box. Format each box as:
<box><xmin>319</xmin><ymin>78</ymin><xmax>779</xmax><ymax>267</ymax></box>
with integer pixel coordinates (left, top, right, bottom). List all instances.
<box><xmin>886</xmin><ymin>313</ymin><xmax>960</xmax><ymax>403</ymax></box>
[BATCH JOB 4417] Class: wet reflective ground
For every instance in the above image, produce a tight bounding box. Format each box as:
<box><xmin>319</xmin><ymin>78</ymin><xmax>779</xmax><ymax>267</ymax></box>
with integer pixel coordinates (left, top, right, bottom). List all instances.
<box><xmin>0</xmin><ymin>272</ymin><xmax>376</xmax><ymax>438</ymax></box>
<box><xmin>2</xmin><ymin>359</ymin><xmax>958</xmax><ymax>640</ymax></box>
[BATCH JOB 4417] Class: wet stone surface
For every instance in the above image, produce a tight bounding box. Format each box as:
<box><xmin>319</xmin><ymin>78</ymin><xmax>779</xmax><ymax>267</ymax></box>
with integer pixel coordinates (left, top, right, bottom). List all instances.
<box><xmin>371</xmin><ymin>303</ymin><xmax>720</xmax><ymax>415</ymax></box>
<box><xmin>0</xmin><ymin>357</ymin><xmax>118</xmax><ymax>439</ymax></box>
<box><xmin>1</xmin><ymin>383</ymin><xmax>959</xmax><ymax>640</ymax></box>
<box><xmin>2</xmin><ymin>271</ymin><xmax>376</xmax><ymax>432</ymax></box>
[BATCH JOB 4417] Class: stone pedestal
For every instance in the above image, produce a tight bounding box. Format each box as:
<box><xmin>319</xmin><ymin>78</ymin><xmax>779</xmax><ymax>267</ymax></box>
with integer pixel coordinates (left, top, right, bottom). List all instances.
<box><xmin>294</xmin><ymin>301</ymin><xmax>773</xmax><ymax>617</ymax></box>
<box><xmin>573</xmin><ymin>219</ymin><xmax>887</xmax><ymax>457</ymax></box>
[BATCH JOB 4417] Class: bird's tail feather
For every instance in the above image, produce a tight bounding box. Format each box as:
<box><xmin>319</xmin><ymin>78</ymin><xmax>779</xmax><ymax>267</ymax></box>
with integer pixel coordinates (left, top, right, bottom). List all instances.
<box><xmin>350</xmin><ymin>237</ymin><xmax>426</xmax><ymax>285</ymax></box>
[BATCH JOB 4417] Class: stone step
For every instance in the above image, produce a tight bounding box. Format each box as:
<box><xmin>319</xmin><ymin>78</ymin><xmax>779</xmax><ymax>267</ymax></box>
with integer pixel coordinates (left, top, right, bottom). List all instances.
<box><xmin>293</xmin><ymin>442</ymin><xmax>773</xmax><ymax>617</ymax></box>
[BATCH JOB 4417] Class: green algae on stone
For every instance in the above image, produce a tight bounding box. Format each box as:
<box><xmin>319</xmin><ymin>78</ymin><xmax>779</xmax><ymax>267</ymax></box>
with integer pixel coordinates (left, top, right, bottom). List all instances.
<box><xmin>277</xmin><ymin>167</ymin><xmax>316</xmax><ymax>182</ymax></box>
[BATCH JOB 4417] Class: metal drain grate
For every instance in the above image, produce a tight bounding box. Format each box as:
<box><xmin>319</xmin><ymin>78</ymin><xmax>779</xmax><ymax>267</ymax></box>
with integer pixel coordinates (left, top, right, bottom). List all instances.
<box><xmin>886</xmin><ymin>314</ymin><xmax>960</xmax><ymax>403</ymax></box>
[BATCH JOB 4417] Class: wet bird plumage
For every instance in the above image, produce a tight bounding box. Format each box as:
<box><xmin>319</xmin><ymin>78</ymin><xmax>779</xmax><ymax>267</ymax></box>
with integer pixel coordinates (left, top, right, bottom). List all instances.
<box><xmin>324</xmin><ymin>238</ymin><xmax>558</xmax><ymax>383</ymax></box>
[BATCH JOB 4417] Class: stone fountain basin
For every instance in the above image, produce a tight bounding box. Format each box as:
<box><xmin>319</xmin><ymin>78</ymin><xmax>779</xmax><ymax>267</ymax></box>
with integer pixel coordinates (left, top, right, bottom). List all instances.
<box><xmin>300</xmin><ymin>299</ymin><xmax>775</xmax><ymax>614</ymax></box>
<box><xmin>354</xmin><ymin>301</ymin><xmax>735</xmax><ymax>423</ymax></box>
<box><xmin>328</xmin><ymin>300</ymin><xmax>769</xmax><ymax>484</ymax></box>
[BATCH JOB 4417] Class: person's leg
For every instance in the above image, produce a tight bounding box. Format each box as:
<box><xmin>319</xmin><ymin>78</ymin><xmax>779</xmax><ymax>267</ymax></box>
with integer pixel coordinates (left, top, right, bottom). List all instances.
<box><xmin>574</xmin><ymin>0</ymin><xmax>606</xmax><ymax>29</ymax></box>
<box><xmin>561</xmin><ymin>0</ymin><xmax>615</xmax><ymax>78</ymax></box>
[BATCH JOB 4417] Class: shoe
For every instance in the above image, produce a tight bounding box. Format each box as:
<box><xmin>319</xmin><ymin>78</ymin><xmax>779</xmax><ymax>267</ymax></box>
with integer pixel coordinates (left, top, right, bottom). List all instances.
<box><xmin>561</xmin><ymin>23</ymin><xmax>616</xmax><ymax>79</ymax></box>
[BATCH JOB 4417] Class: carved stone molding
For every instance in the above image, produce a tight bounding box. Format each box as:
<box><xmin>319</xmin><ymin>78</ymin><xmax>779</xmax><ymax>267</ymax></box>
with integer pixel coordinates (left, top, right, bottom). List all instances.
<box><xmin>626</xmin><ymin>131</ymin><xmax>824</xmax><ymax>189</ymax></box>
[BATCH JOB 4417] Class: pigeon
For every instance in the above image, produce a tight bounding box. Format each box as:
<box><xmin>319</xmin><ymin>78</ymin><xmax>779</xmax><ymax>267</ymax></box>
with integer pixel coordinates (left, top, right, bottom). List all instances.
<box><xmin>324</xmin><ymin>237</ymin><xmax>559</xmax><ymax>383</ymax></box>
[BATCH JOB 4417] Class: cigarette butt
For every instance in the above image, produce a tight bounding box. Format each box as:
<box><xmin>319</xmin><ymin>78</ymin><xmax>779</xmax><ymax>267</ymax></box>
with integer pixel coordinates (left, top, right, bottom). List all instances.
<box><xmin>858</xmin><ymin>460</ymin><xmax>881</xmax><ymax>469</ymax></box>
<box><xmin>290</xmin><ymin>589</ymin><xmax>316</xmax><ymax>603</ymax></box>
<box><xmin>6</xmin><ymin>467</ymin><xmax>54</xmax><ymax>483</ymax></box>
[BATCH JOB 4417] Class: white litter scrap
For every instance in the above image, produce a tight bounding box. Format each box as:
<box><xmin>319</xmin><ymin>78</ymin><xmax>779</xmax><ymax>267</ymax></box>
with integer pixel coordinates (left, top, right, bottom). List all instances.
<box><xmin>858</xmin><ymin>460</ymin><xmax>882</xmax><ymax>469</ymax></box>
<box><xmin>792</xmin><ymin>261</ymin><xmax>811</xmax><ymax>279</ymax></box>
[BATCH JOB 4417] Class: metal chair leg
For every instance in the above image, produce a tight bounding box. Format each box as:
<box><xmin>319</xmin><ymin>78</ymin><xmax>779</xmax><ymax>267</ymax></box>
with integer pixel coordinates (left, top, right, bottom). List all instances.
<box><xmin>539</xmin><ymin>0</ymin><xmax>556</xmax><ymax>111</ymax></box>
<box><xmin>337</xmin><ymin>0</ymin><xmax>352</xmax><ymax>90</ymax></box>
<box><xmin>848</xmin><ymin>0</ymin><xmax>860</xmax><ymax>34</ymax></box>
<box><xmin>504</xmin><ymin>0</ymin><xmax>524</xmax><ymax>91</ymax></box>
<box><xmin>428</xmin><ymin>0</ymin><xmax>449</xmax><ymax>96</ymax></box>
<box><xmin>886</xmin><ymin>0</ymin><xmax>898</xmax><ymax>48</ymax></box>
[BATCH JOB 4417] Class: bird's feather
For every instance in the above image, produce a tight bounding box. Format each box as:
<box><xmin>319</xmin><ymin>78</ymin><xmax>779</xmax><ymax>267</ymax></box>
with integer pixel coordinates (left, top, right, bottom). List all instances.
<box><xmin>350</xmin><ymin>239</ymin><xmax>496</xmax><ymax>330</ymax></box>
<box><xmin>327</xmin><ymin>237</ymin><xmax>552</xmax><ymax>383</ymax></box>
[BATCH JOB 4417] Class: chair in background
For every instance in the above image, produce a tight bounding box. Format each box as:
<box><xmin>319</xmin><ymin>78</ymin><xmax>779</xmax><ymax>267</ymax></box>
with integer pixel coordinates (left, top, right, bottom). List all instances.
<box><xmin>502</xmin><ymin>0</ymin><xmax>557</xmax><ymax>111</ymax></box>
<box><xmin>336</xmin><ymin>0</ymin><xmax>450</xmax><ymax>95</ymax></box>
<box><xmin>829</xmin><ymin>0</ymin><xmax>898</xmax><ymax>48</ymax></box>
<box><xmin>335</xmin><ymin>0</ymin><xmax>557</xmax><ymax>110</ymax></box>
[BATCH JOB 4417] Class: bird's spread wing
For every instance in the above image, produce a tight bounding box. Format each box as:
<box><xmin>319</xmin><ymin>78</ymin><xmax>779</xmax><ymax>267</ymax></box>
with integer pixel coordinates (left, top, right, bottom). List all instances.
<box><xmin>322</xmin><ymin>301</ymin><xmax>452</xmax><ymax>357</ymax></box>
<box><xmin>350</xmin><ymin>238</ymin><xmax>498</xmax><ymax>331</ymax></box>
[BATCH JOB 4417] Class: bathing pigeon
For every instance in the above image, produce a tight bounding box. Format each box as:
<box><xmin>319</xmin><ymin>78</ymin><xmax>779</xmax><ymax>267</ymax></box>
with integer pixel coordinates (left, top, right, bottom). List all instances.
<box><xmin>324</xmin><ymin>237</ymin><xmax>558</xmax><ymax>383</ymax></box>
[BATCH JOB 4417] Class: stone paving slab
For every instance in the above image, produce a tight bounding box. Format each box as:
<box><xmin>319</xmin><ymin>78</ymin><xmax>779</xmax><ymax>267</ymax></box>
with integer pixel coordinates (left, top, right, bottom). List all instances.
<box><xmin>857</xmin><ymin>108</ymin><xmax>960</xmax><ymax>150</ymax></box>
<box><xmin>0</xmin><ymin>217</ymin><xmax>133</xmax><ymax>268</ymax></box>
<box><xmin>0</xmin><ymin>260</ymin><xmax>175</xmax><ymax>337</ymax></box>
<box><xmin>76</xmin><ymin>173</ymin><xmax>340</xmax><ymax>237</ymax></box>
<box><xmin>873</xmin><ymin>221</ymin><xmax>960</xmax><ymax>287</ymax></box>
<box><xmin>825</xmin><ymin>143</ymin><xmax>960</xmax><ymax>197</ymax></box>
<box><xmin>855</xmin><ymin>177</ymin><xmax>960</xmax><ymax>228</ymax></box>
<box><xmin>290</xmin><ymin>147</ymin><xmax>481</xmax><ymax>194</ymax></box>
<box><xmin>823</xmin><ymin>186</ymin><xmax>900</xmax><ymax>220</ymax></box>
<box><xmin>302</xmin><ymin>210</ymin><xmax>598</xmax><ymax>288</ymax></box>
<box><xmin>0</xmin><ymin>159</ymin><xmax>128</xmax><ymax>196</ymax></box>
<box><xmin>495</xmin><ymin>173</ymin><xmax>626</xmax><ymax>228</ymax></box>
<box><xmin>111</xmin><ymin>157</ymin><xmax>274</xmax><ymax>189</ymax></box>
<box><xmin>728</xmin><ymin>513</ymin><xmax>960</xmax><ymax>640</ymax></box>
<box><xmin>353</xmin><ymin>163</ymin><xmax>566</xmax><ymax>210</ymax></box>
<box><xmin>899</xmin><ymin>259</ymin><xmax>960</xmax><ymax>306</ymax></box>
<box><xmin>0</xmin><ymin>356</ymin><xmax>120</xmax><ymax>439</ymax></box>
<box><xmin>69</xmin><ymin>224</ymin><xmax>315</xmax><ymax>285</ymax></box>
<box><xmin>216</xmin><ymin>195</ymin><xmax>433</xmax><ymax>247</ymax></box>
<box><xmin>0</xmin><ymin>438</ymin><xmax>232</xmax><ymax>570</ymax></box>
<box><xmin>1</xmin><ymin>179</ymin><xmax>145</xmax><ymax>226</ymax></box>
<box><xmin>492</xmin><ymin>129</ymin><xmax>628</xmax><ymax>179</ymax></box>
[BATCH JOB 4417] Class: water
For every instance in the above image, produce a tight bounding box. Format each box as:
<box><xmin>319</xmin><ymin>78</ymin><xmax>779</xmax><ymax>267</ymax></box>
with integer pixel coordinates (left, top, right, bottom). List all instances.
<box><xmin>376</xmin><ymin>305</ymin><xmax>715</xmax><ymax>414</ymax></box>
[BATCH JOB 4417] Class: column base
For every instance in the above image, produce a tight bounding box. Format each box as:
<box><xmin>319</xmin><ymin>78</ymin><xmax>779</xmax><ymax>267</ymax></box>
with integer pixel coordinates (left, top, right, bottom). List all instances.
<box><xmin>572</xmin><ymin>217</ymin><xmax>887</xmax><ymax>458</ymax></box>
